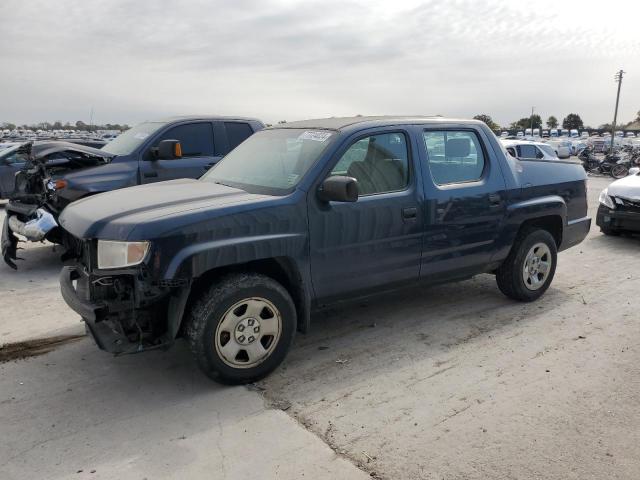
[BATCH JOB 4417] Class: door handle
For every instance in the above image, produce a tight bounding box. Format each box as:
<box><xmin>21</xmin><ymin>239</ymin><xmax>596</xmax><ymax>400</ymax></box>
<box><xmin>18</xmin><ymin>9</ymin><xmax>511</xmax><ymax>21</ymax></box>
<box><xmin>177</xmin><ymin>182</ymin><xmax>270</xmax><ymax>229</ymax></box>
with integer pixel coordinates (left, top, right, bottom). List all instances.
<box><xmin>402</xmin><ymin>207</ymin><xmax>418</xmax><ymax>220</ymax></box>
<box><xmin>143</xmin><ymin>172</ymin><xmax>158</xmax><ymax>178</ymax></box>
<box><xmin>488</xmin><ymin>193</ymin><xmax>501</xmax><ymax>206</ymax></box>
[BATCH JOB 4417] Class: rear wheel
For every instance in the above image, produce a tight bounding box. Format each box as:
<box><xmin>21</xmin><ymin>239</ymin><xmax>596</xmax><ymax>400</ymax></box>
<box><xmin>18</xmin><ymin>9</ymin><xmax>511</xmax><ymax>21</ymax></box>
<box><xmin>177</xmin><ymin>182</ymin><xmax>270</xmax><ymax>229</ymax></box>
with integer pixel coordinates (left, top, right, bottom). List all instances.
<box><xmin>611</xmin><ymin>164</ymin><xmax>628</xmax><ymax>179</ymax></box>
<box><xmin>185</xmin><ymin>273</ymin><xmax>296</xmax><ymax>384</ymax></box>
<box><xmin>496</xmin><ymin>228</ymin><xmax>557</xmax><ymax>302</ymax></box>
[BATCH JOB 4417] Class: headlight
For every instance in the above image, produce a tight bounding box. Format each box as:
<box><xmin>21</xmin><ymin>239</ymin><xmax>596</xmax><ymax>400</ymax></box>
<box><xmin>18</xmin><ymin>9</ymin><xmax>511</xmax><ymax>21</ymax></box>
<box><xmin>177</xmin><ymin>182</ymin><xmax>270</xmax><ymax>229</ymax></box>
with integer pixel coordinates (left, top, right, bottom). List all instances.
<box><xmin>97</xmin><ymin>240</ymin><xmax>150</xmax><ymax>269</ymax></box>
<box><xmin>598</xmin><ymin>188</ymin><xmax>615</xmax><ymax>209</ymax></box>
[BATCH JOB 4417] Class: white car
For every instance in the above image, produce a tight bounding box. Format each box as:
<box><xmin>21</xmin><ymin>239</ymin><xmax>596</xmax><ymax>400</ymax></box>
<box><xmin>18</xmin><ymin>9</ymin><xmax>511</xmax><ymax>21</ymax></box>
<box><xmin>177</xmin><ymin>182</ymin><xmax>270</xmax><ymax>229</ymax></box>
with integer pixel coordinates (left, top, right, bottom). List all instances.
<box><xmin>597</xmin><ymin>168</ymin><xmax>640</xmax><ymax>235</ymax></box>
<box><xmin>545</xmin><ymin>139</ymin><xmax>572</xmax><ymax>159</ymax></box>
<box><xmin>501</xmin><ymin>140</ymin><xmax>560</xmax><ymax>161</ymax></box>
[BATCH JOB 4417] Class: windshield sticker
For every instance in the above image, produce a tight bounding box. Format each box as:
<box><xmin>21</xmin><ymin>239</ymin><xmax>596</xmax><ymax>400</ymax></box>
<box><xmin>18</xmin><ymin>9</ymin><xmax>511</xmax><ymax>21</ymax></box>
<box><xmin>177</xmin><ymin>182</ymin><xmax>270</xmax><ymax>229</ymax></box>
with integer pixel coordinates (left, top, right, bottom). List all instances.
<box><xmin>134</xmin><ymin>132</ymin><xmax>150</xmax><ymax>140</ymax></box>
<box><xmin>298</xmin><ymin>131</ymin><xmax>332</xmax><ymax>142</ymax></box>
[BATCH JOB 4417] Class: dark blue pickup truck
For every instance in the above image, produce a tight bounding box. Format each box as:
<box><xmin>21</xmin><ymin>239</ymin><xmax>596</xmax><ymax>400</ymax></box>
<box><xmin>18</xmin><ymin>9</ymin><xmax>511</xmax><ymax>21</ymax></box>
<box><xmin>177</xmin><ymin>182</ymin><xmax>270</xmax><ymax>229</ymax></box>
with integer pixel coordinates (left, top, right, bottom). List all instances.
<box><xmin>58</xmin><ymin>117</ymin><xmax>590</xmax><ymax>384</ymax></box>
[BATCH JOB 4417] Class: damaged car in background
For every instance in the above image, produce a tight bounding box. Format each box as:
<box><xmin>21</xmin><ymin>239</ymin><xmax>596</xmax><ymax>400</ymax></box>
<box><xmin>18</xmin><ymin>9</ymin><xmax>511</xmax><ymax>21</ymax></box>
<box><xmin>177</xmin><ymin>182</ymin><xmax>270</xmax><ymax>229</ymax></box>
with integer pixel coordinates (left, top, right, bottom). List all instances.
<box><xmin>2</xmin><ymin>116</ymin><xmax>265</xmax><ymax>268</ymax></box>
<box><xmin>2</xmin><ymin>141</ymin><xmax>113</xmax><ymax>268</ymax></box>
<box><xmin>597</xmin><ymin>167</ymin><xmax>640</xmax><ymax>235</ymax></box>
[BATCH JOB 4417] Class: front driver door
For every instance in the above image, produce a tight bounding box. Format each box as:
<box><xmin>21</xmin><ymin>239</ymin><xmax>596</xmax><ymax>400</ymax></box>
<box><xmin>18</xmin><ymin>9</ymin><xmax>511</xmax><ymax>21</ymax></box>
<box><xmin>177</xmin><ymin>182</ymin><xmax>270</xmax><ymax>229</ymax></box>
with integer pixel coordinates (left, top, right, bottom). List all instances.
<box><xmin>140</xmin><ymin>122</ymin><xmax>220</xmax><ymax>183</ymax></box>
<box><xmin>308</xmin><ymin>129</ymin><xmax>423</xmax><ymax>301</ymax></box>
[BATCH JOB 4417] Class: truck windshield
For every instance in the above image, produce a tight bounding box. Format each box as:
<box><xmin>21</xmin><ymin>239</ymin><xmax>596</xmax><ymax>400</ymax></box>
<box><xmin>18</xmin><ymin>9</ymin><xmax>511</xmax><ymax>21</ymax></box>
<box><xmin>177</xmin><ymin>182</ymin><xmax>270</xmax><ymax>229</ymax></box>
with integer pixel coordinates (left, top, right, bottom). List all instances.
<box><xmin>101</xmin><ymin>122</ymin><xmax>166</xmax><ymax>156</ymax></box>
<box><xmin>202</xmin><ymin>128</ymin><xmax>336</xmax><ymax>195</ymax></box>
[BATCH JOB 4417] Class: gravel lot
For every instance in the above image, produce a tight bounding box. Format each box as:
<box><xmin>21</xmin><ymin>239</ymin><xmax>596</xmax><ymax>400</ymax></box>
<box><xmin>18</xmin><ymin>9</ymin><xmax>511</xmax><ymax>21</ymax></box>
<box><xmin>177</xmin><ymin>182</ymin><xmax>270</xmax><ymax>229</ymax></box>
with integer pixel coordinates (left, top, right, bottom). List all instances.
<box><xmin>1</xmin><ymin>175</ymin><xmax>639</xmax><ymax>479</ymax></box>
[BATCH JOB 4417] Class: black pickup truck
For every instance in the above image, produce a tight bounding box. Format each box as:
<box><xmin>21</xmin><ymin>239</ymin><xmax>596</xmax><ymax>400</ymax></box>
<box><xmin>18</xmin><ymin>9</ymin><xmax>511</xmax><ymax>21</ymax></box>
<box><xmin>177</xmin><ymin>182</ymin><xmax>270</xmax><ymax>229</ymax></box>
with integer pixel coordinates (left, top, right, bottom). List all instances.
<box><xmin>58</xmin><ymin>117</ymin><xmax>590</xmax><ymax>384</ymax></box>
<box><xmin>2</xmin><ymin>116</ymin><xmax>263</xmax><ymax>268</ymax></box>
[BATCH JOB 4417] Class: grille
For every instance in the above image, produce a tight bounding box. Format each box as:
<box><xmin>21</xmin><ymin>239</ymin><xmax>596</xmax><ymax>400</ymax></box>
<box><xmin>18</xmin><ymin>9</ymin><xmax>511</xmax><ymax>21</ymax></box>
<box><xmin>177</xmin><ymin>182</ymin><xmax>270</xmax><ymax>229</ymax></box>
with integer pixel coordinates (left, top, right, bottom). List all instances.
<box><xmin>614</xmin><ymin>197</ymin><xmax>640</xmax><ymax>213</ymax></box>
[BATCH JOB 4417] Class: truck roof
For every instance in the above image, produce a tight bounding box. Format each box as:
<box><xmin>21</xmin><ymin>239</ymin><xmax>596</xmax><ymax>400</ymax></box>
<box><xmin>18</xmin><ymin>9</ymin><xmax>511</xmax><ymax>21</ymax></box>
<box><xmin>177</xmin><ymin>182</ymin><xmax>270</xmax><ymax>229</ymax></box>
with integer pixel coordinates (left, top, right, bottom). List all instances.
<box><xmin>272</xmin><ymin>116</ymin><xmax>483</xmax><ymax>131</ymax></box>
<box><xmin>159</xmin><ymin>115</ymin><xmax>263</xmax><ymax>123</ymax></box>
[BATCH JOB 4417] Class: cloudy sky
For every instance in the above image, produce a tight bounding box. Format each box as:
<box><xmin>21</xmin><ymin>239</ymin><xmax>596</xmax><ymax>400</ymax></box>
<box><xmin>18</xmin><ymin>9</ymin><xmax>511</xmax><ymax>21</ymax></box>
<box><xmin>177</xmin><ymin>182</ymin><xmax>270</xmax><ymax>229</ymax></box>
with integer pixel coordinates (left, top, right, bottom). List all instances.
<box><xmin>1</xmin><ymin>0</ymin><xmax>639</xmax><ymax>128</ymax></box>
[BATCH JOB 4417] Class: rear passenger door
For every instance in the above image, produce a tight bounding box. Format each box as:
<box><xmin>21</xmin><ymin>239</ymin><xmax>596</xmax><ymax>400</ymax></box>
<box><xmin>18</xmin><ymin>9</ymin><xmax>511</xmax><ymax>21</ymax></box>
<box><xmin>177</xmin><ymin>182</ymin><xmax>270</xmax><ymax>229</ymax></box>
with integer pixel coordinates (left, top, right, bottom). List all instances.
<box><xmin>308</xmin><ymin>129</ymin><xmax>423</xmax><ymax>300</ymax></box>
<box><xmin>420</xmin><ymin>128</ymin><xmax>507</xmax><ymax>280</ymax></box>
<box><xmin>141</xmin><ymin>122</ymin><xmax>219</xmax><ymax>183</ymax></box>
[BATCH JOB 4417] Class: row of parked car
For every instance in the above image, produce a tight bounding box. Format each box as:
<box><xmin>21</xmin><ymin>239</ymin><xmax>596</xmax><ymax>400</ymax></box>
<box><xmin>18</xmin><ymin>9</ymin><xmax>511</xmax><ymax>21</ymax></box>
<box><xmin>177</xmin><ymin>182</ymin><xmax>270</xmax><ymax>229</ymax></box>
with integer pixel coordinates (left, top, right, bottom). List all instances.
<box><xmin>1</xmin><ymin>129</ymin><xmax>121</xmax><ymax>142</ymax></box>
<box><xmin>0</xmin><ymin>114</ymin><xmax>596</xmax><ymax>384</ymax></box>
<box><xmin>500</xmin><ymin>129</ymin><xmax>639</xmax><ymax>139</ymax></box>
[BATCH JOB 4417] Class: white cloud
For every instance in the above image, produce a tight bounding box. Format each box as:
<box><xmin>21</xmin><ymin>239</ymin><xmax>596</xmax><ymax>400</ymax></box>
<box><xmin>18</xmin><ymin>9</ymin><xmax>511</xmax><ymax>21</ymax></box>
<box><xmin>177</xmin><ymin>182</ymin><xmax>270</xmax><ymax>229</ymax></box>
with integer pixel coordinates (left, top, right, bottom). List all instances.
<box><xmin>0</xmin><ymin>0</ymin><xmax>638</xmax><ymax>127</ymax></box>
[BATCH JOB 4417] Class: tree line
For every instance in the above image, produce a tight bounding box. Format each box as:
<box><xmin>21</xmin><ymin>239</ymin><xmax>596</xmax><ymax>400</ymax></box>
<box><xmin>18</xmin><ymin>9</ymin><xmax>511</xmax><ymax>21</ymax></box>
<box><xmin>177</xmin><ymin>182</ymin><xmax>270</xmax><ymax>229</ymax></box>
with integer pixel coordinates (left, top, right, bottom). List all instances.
<box><xmin>1</xmin><ymin>120</ymin><xmax>130</xmax><ymax>132</ymax></box>
<box><xmin>473</xmin><ymin>110</ymin><xmax>640</xmax><ymax>132</ymax></box>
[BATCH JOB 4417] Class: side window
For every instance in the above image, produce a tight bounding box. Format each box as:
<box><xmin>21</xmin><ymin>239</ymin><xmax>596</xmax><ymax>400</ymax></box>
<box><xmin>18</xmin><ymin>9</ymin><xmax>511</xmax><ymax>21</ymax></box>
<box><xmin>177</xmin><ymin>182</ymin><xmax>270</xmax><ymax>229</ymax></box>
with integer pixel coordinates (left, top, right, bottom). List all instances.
<box><xmin>225</xmin><ymin>122</ymin><xmax>254</xmax><ymax>150</ymax></box>
<box><xmin>535</xmin><ymin>147</ymin><xmax>545</xmax><ymax>159</ymax></box>
<box><xmin>516</xmin><ymin>144</ymin><xmax>537</xmax><ymax>159</ymax></box>
<box><xmin>3</xmin><ymin>151</ymin><xmax>28</xmax><ymax>165</ymax></box>
<box><xmin>423</xmin><ymin>131</ymin><xmax>485</xmax><ymax>185</ymax></box>
<box><xmin>156</xmin><ymin>123</ymin><xmax>214</xmax><ymax>157</ymax></box>
<box><xmin>330</xmin><ymin>132</ymin><xmax>409</xmax><ymax>196</ymax></box>
<box><xmin>506</xmin><ymin>147</ymin><xmax>516</xmax><ymax>158</ymax></box>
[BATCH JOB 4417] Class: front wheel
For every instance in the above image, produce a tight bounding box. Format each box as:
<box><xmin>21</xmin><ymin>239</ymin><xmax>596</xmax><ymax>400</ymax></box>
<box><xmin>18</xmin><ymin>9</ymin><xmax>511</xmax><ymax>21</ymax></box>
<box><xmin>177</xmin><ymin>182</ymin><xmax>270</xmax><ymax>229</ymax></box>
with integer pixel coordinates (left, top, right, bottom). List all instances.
<box><xmin>185</xmin><ymin>273</ymin><xmax>296</xmax><ymax>384</ymax></box>
<box><xmin>496</xmin><ymin>228</ymin><xmax>558</xmax><ymax>302</ymax></box>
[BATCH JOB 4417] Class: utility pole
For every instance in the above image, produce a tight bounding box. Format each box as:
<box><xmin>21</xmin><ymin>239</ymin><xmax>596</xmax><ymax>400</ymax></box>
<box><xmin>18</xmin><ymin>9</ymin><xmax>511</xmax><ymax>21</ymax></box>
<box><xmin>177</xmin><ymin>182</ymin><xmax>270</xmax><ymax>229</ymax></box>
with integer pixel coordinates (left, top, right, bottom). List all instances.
<box><xmin>530</xmin><ymin>106</ymin><xmax>535</xmax><ymax>137</ymax></box>
<box><xmin>611</xmin><ymin>70</ymin><xmax>624</xmax><ymax>150</ymax></box>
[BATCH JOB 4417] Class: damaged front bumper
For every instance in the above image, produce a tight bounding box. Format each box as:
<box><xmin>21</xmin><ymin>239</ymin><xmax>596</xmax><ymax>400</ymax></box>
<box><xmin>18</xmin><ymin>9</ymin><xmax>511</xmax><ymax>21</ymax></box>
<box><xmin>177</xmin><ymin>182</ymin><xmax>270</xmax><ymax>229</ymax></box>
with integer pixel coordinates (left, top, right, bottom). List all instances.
<box><xmin>1</xmin><ymin>214</ymin><xmax>19</xmax><ymax>269</ymax></box>
<box><xmin>2</xmin><ymin>202</ymin><xmax>59</xmax><ymax>269</ymax></box>
<box><xmin>59</xmin><ymin>263</ymin><xmax>190</xmax><ymax>355</ymax></box>
<box><xmin>596</xmin><ymin>204</ymin><xmax>640</xmax><ymax>232</ymax></box>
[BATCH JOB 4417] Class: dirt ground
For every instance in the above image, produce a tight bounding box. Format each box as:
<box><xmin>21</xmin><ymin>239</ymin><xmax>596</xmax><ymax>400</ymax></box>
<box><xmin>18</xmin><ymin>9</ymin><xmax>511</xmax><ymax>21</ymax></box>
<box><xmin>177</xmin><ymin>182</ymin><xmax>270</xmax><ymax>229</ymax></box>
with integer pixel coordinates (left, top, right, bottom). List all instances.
<box><xmin>1</xmin><ymin>175</ymin><xmax>639</xmax><ymax>479</ymax></box>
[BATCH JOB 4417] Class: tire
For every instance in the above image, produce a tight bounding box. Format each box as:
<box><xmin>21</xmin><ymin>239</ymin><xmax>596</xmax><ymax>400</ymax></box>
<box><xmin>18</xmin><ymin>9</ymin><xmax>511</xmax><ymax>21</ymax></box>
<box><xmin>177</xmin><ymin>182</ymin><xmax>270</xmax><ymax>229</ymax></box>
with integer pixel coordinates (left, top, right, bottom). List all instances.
<box><xmin>496</xmin><ymin>228</ymin><xmax>558</xmax><ymax>302</ymax></box>
<box><xmin>611</xmin><ymin>164</ymin><xmax>628</xmax><ymax>179</ymax></box>
<box><xmin>600</xmin><ymin>226</ymin><xmax>620</xmax><ymax>236</ymax></box>
<box><xmin>185</xmin><ymin>273</ymin><xmax>296</xmax><ymax>384</ymax></box>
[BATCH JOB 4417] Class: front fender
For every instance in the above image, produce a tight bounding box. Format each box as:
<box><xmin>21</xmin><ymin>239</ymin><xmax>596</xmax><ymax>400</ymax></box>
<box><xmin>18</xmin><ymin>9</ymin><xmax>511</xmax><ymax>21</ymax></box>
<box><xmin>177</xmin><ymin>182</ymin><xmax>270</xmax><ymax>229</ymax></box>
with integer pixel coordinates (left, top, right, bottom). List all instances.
<box><xmin>162</xmin><ymin>232</ymin><xmax>311</xmax><ymax>335</ymax></box>
<box><xmin>163</xmin><ymin>232</ymin><xmax>307</xmax><ymax>280</ymax></box>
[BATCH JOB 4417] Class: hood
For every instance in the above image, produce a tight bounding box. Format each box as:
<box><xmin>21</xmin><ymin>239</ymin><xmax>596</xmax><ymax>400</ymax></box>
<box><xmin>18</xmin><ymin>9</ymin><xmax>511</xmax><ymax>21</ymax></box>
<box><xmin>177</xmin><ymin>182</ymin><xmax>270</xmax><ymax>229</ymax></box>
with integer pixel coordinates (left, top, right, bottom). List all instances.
<box><xmin>32</xmin><ymin>141</ymin><xmax>114</xmax><ymax>160</ymax></box>
<box><xmin>59</xmin><ymin>179</ymin><xmax>272</xmax><ymax>240</ymax></box>
<box><xmin>607</xmin><ymin>174</ymin><xmax>640</xmax><ymax>201</ymax></box>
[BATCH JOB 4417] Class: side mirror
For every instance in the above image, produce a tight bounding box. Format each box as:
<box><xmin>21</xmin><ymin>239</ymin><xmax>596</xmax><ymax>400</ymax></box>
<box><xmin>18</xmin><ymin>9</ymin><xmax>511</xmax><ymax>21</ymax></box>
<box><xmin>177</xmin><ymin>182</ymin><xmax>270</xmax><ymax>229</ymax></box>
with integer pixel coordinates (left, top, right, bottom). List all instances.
<box><xmin>317</xmin><ymin>175</ymin><xmax>358</xmax><ymax>203</ymax></box>
<box><xmin>155</xmin><ymin>139</ymin><xmax>182</xmax><ymax>160</ymax></box>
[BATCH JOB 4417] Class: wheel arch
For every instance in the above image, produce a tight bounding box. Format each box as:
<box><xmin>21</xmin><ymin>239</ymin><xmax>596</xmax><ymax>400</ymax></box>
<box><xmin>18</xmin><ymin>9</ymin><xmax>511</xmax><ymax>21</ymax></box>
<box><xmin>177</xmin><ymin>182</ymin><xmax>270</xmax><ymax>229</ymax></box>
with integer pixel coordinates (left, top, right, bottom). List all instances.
<box><xmin>172</xmin><ymin>256</ymin><xmax>311</xmax><ymax>340</ymax></box>
<box><xmin>517</xmin><ymin>214</ymin><xmax>563</xmax><ymax>247</ymax></box>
